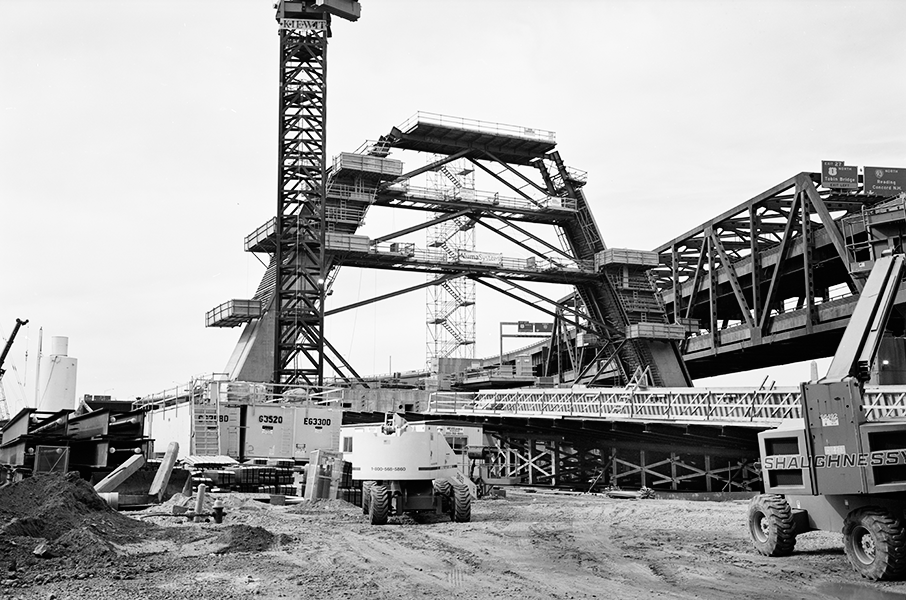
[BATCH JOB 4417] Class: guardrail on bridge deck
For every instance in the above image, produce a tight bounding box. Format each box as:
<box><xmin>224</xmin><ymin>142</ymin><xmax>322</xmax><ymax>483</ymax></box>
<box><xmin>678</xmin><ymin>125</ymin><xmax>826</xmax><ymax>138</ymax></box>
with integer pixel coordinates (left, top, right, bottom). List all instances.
<box><xmin>428</xmin><ymin>386</ymin><xmax>906</xmax><ymax>427</ymax></box>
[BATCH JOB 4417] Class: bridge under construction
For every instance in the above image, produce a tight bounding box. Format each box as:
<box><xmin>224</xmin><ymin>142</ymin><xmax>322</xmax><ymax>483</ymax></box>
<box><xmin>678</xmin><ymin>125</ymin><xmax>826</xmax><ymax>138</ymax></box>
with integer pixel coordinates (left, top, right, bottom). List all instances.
<box><xmin>188</xmin><ymin>1</ymin><xmax>906</xmax><ymax>494</ymax></box>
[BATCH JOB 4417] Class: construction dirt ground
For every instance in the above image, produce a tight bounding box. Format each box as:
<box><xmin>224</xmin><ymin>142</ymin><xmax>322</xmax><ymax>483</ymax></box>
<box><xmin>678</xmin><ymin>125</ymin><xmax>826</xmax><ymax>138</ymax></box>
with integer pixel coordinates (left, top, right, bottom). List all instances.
<box><xmin>2</xmin><ymin>474</ymin><xmax>906</xmax><ymax>600</ymax></box>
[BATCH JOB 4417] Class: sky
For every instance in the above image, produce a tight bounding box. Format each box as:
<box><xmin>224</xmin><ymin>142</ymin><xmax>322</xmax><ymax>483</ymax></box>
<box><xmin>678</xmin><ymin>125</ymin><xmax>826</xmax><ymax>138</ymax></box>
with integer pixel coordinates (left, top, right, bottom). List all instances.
<box><xmin>2</xmin><ymin>0</ymin><xmax>906</xmax><ymax>409</ymax></box>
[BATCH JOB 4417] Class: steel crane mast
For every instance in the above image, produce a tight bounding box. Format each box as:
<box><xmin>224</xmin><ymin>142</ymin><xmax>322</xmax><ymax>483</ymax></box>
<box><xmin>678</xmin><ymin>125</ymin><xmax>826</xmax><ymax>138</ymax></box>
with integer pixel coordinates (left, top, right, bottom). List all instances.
<box><xmin>272</xmin><ymin>1</ymin><xmax>360</xmax><ymax>387</ymax></box>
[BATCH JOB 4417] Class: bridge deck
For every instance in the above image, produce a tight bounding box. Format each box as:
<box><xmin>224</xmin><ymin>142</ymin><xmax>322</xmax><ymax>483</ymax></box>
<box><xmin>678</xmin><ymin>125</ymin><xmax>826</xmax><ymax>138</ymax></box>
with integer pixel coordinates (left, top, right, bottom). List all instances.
<box><xmin>428</xmin><ymin>385</ymin><xmax>906</xmax><ymax>427</ymax></box>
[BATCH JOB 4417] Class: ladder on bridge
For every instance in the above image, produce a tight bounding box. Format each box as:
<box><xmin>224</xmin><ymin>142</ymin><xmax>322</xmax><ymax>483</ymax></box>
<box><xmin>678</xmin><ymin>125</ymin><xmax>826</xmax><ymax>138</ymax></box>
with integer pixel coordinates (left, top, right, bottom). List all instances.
<box><xmin>626</xmin><ymin>366</ymin><xmax>652</xmax><ymax>390</ymax></box>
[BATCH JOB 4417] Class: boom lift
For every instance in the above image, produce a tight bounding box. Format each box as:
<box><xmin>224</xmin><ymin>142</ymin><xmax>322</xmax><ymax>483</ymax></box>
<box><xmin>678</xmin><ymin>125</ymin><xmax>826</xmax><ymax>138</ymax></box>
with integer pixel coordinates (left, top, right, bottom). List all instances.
<box><xmin>342</xmin><ymin>414</ymin><xmax>473</xmax><ymax>525</ymax></box>
<box><xmin>0</xmin><ymin>319</ymin><xmax>28</xmax><ymax>422</ymax></box>
<box><xmin>748</xmin><ymin>252</ymin><xmax>906</xmax><ymax>579</ymax></box>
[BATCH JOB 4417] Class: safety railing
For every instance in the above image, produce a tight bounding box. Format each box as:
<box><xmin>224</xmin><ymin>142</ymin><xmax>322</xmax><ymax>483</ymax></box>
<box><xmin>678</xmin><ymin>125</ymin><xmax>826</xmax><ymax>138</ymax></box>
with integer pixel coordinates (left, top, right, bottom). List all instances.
<box><xmin>862</xmin><ymin>386</ymin><xmax>906</xmax><ymax>420</ymax></box>
<box><xmin>457</xmin><ymin>366</ymin><xmax>534</xmax><ymax>384</ymax></box>
<box><xmin>429</xmin><ymin>386</ymin><xmax>906</xmax><ymax>426</ymax></box>
<box><xmin>136</xmin><ymin>377</ymin><xmax>346</xmax><ymax>409</ymax></box>
<box><xmin>366</xmin><ymin>241</ymin><xmax>594</xmax><ymax>273</ymax></box>
<box><xmin>382</xmin><ymin>182</ymin><xmax>576</xmax><ymax>213</ymax></box>
<box><xmin>244</xmin><ymin>218</ymin><xmax>277</xmax><ymax>251</ymax></box>
<box><xmin>397</xmin><ymin>111</ymin><xmax>556</xmax><ymax>144</ymax></box>
<box><xmin>326</xmin><ymin>183</ymin><xmax>379</xmax><ymax>201</ymax></box>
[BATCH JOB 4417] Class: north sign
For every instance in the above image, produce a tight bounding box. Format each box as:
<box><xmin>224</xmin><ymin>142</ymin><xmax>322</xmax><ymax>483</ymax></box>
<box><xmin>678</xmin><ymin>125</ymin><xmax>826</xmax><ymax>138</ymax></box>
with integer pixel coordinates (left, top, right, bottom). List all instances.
<box><xmin>821</xmin><ymin>160</ymin><xmax>858</xmax><ymax>190</ymax></box>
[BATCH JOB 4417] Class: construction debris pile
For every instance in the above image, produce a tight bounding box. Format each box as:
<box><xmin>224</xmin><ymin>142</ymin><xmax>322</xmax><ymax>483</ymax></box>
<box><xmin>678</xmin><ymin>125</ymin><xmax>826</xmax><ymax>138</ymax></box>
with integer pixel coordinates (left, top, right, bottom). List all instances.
<box><xmin>199</xmin><ymin>460</ymin><xmax>299</xmax><ymax>494</ymax></box>
<box><xmin>189</xmin><ymin>454</ymin><xmax>358</xmax><ymax>504</ymax></box>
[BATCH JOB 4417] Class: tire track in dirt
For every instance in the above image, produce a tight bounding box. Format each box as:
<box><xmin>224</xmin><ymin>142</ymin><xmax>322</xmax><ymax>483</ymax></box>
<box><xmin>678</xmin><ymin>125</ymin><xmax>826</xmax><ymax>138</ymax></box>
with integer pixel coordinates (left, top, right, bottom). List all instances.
<box><xmin>67</xmin><ymin>491</ymin><xmax>906</xmax><ymax>600</ymax></box>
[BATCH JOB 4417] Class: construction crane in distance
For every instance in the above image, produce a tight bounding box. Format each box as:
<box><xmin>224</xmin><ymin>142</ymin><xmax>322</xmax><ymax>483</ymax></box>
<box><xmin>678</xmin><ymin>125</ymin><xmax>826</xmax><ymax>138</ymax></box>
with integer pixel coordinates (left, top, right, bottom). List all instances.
<box><xmin>0</xmin><ymin>318</ymin><xmax>29</xmax><ymax>421</ymax></box>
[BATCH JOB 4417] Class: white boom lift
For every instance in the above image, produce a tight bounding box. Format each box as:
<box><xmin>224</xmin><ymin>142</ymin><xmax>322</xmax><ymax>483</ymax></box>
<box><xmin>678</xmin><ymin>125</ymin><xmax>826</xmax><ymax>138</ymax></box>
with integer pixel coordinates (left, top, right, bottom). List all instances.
<box><xmin>342</xmin><ymin>414</ymin><xmax>473</xmax><ymax>525</ymax></box>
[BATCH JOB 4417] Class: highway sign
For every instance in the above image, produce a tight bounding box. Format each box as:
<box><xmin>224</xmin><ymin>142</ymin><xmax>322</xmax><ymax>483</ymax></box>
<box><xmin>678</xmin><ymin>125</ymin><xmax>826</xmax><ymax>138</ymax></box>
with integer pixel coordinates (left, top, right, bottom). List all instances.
<box><xmin>864</xmin><ymin>167</ymin><xmax>906</xmax><ymax>196</ymax></box>
<box><xmin>821</xmin><ymin>161</ymin><xmax>858</xmax><ymax>190</ymax></box>
<box><xmin>516</xmin><ymin>322</ymin><xmax>553</xmax><ymax>334</ymax></box>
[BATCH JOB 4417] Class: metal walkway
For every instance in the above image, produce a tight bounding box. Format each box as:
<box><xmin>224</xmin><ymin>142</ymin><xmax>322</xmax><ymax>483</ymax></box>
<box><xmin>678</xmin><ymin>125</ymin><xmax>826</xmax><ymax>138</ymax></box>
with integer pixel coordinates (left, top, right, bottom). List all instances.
<box><xmin>428</xmin><ymin>385</ymin><xmax>906</xmax><ymax>427</ymax></box>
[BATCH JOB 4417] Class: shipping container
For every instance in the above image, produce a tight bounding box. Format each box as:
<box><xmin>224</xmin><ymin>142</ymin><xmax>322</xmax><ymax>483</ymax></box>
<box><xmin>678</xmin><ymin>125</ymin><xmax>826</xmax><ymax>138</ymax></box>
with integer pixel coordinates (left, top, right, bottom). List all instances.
<box><xmin>244</xmin><ymin>404</ymin><xmax>341</xmax><ymax>460</ymax></box>
<box><xmin>144</xmin><ymin>402</ymin><xmax>240</xmax><ymax>459</ymax></box>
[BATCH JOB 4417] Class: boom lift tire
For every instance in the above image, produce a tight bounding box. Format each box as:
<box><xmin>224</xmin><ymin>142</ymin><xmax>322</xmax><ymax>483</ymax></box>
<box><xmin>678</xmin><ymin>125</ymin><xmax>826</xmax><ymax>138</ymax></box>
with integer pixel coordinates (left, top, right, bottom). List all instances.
<box><xmin>452</xmin><ymin>484</ymin><xmax>471</xmax><ymax>523</ymax></box>
<box><xmin>433</xmin><ymin>479</ymin><xmax>452</xmax><ymax>497</ymax></box>
<box><xmin>362</xmin><ymin>482</ymin><xmax>374</xmax><ymax>515</ymax></box>
<box><xmin>369</xmin><ymin>484</ymin><xmax>390</xmax><ymax>525</ymax></box>
<box><xmin>748</xmin><ymin>494</ymin><xmax>796</xmax><ymax>556</ymax></box>
<box><xmin>843</xmin><ymin>507</ymin><xmax>906</xmax><ymax>581</ymax></box>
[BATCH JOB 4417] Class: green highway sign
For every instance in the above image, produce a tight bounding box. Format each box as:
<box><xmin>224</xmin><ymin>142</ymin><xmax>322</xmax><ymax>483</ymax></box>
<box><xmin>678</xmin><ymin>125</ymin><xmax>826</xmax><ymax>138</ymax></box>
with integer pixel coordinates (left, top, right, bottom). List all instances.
<box><xmin>864</xmin><ymin>166</ymin><xmax>906</xmax><ymax>196</ymax></box>
<box><xmin>821</xmin><ymin>160</ymin><xmax>859</xmax><ymax>190</ymax></box>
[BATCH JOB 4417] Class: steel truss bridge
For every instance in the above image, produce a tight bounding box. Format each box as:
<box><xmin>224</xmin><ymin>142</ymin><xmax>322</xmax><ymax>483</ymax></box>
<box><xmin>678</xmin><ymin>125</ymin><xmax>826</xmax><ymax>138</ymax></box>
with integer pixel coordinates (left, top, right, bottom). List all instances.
<box><xmin>651</xmin><ymin>173</ymin><xmax>906</xmax><ymax>378</ymax></box>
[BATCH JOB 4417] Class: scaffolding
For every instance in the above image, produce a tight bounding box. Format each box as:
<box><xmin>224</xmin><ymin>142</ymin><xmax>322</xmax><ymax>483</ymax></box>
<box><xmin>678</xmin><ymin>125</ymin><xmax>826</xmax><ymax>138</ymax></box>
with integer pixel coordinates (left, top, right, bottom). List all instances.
<box><xmin>426</xmin><ymin>158</ymin><xmax>477</xmax><ymax>370</ymax></box>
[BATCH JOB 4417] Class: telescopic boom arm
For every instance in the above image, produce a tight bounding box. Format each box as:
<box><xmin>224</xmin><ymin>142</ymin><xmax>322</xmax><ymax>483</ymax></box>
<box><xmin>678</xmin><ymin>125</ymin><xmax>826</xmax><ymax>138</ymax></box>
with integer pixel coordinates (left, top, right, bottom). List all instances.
<box><xmin>0</xmin><ymin>318</ymin><xmax>28</xmax><ymax>380</ymax></box>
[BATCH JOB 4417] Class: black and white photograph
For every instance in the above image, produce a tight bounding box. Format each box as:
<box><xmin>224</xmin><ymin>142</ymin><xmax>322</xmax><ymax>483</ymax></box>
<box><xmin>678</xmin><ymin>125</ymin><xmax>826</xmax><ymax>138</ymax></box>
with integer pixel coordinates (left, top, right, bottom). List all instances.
<box><xmin>2</xmin><ymin>1</ymin><xmax>906</xmax><ymax>598</ymax></box>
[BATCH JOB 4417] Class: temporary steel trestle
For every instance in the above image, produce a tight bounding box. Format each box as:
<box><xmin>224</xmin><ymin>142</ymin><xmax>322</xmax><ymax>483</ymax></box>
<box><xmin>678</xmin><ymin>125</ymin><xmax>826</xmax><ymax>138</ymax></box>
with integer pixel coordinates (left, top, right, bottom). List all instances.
<box><xmin>425</xmin><ymin>385</ymin><xmax>906</xmax><ymax>491</ymax></box>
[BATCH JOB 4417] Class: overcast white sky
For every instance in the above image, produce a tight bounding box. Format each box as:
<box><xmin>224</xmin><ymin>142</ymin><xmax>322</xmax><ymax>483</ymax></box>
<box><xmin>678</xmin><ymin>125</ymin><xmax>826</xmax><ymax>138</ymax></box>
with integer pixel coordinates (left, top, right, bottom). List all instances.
<box><xmin>3</xmin><ymin>0</ymin><xmax>905</xmax><ymax>408</ymax></box>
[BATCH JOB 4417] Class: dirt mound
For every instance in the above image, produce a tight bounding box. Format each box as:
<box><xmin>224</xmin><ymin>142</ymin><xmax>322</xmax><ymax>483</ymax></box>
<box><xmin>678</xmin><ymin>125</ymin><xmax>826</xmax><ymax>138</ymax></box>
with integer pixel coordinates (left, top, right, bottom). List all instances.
<box><xmin>51</xmin><ymin>525</ymin><xmax>118</xmax><ymax>561</ymax></box>
<box><xmin>0</xmin><ymin>472</ymin><xmax>131</xmax><ymax>540</ymax></box>
<box><xmin>214</xmin><ymin>524</ymin><xmax>275</xmax><ymax>554</ymax></box>
<box><xmin>0</xmin><ymin>472</ymin><xmax>150</xmax><ymax>569</ymax></box>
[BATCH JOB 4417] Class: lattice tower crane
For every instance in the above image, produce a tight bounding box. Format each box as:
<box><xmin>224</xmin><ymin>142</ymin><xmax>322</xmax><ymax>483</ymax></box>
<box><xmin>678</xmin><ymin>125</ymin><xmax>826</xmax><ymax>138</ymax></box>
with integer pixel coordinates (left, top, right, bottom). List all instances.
<box><xmin>272</xmin><ymin>0</ymin><xmax>360</xmax><ymax>387</ymax></box>
<box><xmin>0</xmin><ymin>318</ymin><xmax>28</xmax><ymax>421</ymax></box>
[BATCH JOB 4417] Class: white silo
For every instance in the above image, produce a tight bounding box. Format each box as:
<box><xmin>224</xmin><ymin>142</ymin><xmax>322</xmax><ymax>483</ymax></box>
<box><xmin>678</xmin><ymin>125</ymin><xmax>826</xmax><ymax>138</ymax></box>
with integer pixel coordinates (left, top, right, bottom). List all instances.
<box><xmin>36</xmin><ymin>336</ymin><xmax>78</xmax><ymax>412</ymax></box>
